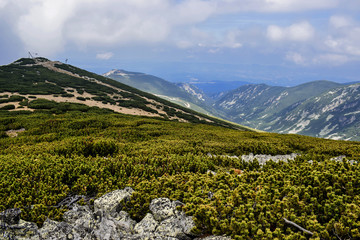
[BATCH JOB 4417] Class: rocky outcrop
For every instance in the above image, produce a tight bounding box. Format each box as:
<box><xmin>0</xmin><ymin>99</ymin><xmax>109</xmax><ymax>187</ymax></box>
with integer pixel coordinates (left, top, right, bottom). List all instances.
<box><xmin>208</xmin><ymin>152</ymin><xmax>300</xmax><ymax>166</ymax></box>
<box><xmin>0</xmin><ymin>188</ymin><xmax>228</xmax><ymax>240</ymax></box>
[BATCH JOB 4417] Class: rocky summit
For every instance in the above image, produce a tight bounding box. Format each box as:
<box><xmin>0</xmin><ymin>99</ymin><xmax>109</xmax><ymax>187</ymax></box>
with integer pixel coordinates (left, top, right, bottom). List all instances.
<box><xmin>0</xmin><ymin>188</ymin><xmax>230</xmax><ymax>240</ymax></box>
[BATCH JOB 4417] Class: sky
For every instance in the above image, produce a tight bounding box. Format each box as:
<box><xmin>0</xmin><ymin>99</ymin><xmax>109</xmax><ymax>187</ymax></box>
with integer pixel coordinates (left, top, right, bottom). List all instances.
<box><xmin>1</xmin><ymin>0</ymin><xmax>360</xmax><ymax>86</ymax></box>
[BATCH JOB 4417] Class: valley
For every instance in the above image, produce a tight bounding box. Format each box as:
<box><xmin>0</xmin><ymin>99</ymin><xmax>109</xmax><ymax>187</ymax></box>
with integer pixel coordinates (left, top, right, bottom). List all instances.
<box><xmin>104</xmin><ymin>68</ymin><xmax>360</xmax><ymax>140</ymax></box>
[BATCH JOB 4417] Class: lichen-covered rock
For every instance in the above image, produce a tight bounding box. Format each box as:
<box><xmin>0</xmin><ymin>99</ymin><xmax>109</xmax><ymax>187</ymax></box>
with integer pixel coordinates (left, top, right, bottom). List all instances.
<box><xmin>94</xmin><ymin>187</ymin><xmax>134</xmax><ymax>216</ymax></box>
<box><xmin>134</xmin><ymin>213</ymin><xmax>159</xmax><ymax>234</ymax></box>
<box><xmin>38</xmin><ymin>218</ymin><xmax>80</xmax><ymax>239</ymax></box>
<box><xmin>156</xmin><ymin>212</ymin><xmax>195</xmax><ymax>239</ymax></box>
<box><xmin>0</xmin><ymin>189</ymin><xmax>230</xmax><ymax>240</ymax></box>
<box><xmin>0</xmin><ymin>208</ymin><xmax>21</xmax><ymax>225</ymax></box>
<box><xmin>149</xmin><ymin>198</ymin><xmax>176</xmax><ymax>221</ymax></box>
<box><xmin>93</xmin><ymin>216</ymin><xmax>122</xmax><ymax>240</ymax></box>
<box><xmin>63</xmin><ymin>204</ymin><xmax>96</xmax><ymax>238</ymax></box>
<box><xmin>122</xmin><ymin>233</ymin><xmax>179</xmax><ymax>240</ymax></box>
<box><xmin>0</xmin><ymin>219</ymin><xmax>39</xmax><ymax>240</ymax></box>
<box><xmin>113</xmin><ymin>210</ymin><xmax>137</xmax><ymax>232</ymax></box>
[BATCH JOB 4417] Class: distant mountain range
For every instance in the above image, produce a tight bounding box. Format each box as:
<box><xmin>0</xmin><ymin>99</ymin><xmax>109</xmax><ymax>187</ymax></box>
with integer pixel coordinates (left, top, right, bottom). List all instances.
<box><xmin>104</xmin><ymin>69</ymin><xmax>360</xmax><ymax>141</ymax></box>
<box><xmin>0</xmin><ymin>58</ymin><xmax>247</xmax><ymax>131</ymax></box>
<box><xmin>103</xmin><ymin>69</ymin><xmax>216</xmax><ymax>115</ymax></box>
<box><xmin>216</xmin><ymin>81</ymin><xmax>360</xmax><ymax>140</ymax></box>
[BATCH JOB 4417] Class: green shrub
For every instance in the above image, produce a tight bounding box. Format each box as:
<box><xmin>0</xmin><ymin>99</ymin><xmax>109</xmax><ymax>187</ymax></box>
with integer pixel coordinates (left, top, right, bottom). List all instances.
<box><xmin>76</xmin><ymin>97</ymin><xmax>86</xmax><ymax>101</ymax></box>
<box><xmin>61</xmin><ymin>93</ymin><xmax>74</xmax><ymax>98</ymax></box>
<box><xmin>0</xmin><ymin>104</ymin><xmax>15</xmax><ymax>110</ymax></box>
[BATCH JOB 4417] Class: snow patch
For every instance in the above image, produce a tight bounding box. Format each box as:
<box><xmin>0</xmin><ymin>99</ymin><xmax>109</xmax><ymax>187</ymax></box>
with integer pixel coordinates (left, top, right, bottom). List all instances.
<box><xmin>319</xmin><ymin>124</ymin><xmax>338</xmax><ymax>136</ymax></box>
<box><xmin>181</xmin><ymin>83</ymin><xmax>205</xmax><ymax>101</ymax></box>
<box><xmin>309</xmin><ymin>113</ymin><xmax>320</xmax><ymax>120</ymax></box>
<box><xmin>344</xmin><ymin>110</ymin><xmax>360</xmax><ymax>116</ymax></box>
<box><xmin>288</xmin><ymin>120</ymin><xmax>310</xmax><ymax>134</ymax></box>
<box><xmin>326</xmin><ymin>114</ymin><xmax>334</xmax><ymax>121</ymax></box>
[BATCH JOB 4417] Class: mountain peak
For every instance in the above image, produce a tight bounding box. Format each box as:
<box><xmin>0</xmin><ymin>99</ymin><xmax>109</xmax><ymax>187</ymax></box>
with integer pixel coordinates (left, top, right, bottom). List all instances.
<box><xmin>0</xmin><ymin>58</ymin><xmax>245</xmax><ymax>130</ymax></box>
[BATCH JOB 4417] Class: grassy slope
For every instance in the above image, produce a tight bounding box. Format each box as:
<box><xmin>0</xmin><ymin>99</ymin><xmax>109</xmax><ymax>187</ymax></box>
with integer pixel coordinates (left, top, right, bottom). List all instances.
<box><xmin>1</xmin><ymin>110</ymin><xmax>360</xmax><ymax>239</ymax></box>
<box><xmin>0</xmin><ymin>58</ymin><xmax>247</xmax><ymax>130</ymax></box>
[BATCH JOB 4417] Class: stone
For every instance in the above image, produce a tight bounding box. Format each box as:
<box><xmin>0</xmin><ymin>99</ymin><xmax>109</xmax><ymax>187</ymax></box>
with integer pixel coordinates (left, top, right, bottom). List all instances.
<box><xmin>134</xmin><ymin>213</ymin><xmax>159</xmax><ymax>234</ymax></box>
<box><xmin>94</xmin><ymin>187</ymin><xmax>134</xmax><ymax>216</ymax></box>
<box><xmin>63</xmin><ymin>204</ymin><xmax>96</xmax><ymax>237</ymax></box>
<box><xmin>0</xmin><ymin>208</ymin><xmax>21</xmax><ymax>225</ymax></box>
<box><xmin>149</xmin><ymin>198</ymin><xmax>176</xmax><ymax>221</ymax></box>
<box><xmin>156</xmin><ymin>212</ymin><xmax>195</xmax><ymax>239</ymax></box>
<box><xmin>92</xmin><ymin>216</ymin><xmax>122</xmax><ymax>240</ymax></box>
<box><xmin>38</xmin><ymin>218</ymin><xmax>81</xmax><ymax>240</ymax></box>
<box><xmin>0</xmin><ymin>219</ymin><xmax>39</xmax><ymax>240</ymax></box>
<box><xmin>0</xmin><ymin>188</ymin><xmax>231</xmax><ymax>240</ymax></box>
<box><xmin>113</xmin><ymin>210</ymin><xmax>137</xmax><ymax>232</ymax></box>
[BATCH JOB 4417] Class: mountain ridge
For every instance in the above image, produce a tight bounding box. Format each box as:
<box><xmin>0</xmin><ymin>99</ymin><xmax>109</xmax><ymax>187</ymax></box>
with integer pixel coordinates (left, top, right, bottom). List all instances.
<box><xmin>102</xmin><ymin>67</ymin><xmax>360</xmax><ymax>140</ymax></box>
<box><xmin>0</xmin><ymin>58</ymin><xmax>248</xmax><ymax>130</ymax></box>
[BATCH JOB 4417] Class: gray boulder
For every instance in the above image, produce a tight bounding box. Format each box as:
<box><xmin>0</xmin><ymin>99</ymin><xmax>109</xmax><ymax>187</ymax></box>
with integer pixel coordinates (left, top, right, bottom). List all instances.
<box><xmin>0</xmin><ymin>219</ymin><xmax>39</xmax><ymax>240</ymax></box>
<box><xmin>149</xmin><ymin>198</ymin><xmax>177</xmax><ymax>221</ymax></box>
<box><xmin>63</xmin><ymin>204</ymin><xmax>96</xmax><ymax>238</ymax></box>
<box><xmin>0</xmin><ymin>188</ymin><xmax>230</xmax><ymax>240</ymax></box>
<box><xmin>156</xmin><ymin>212</ymin><xmax>195</xmax><ymax>239</ymax></box>
<box><xmin>38</xmin><ymin>218</ymin><xmax>80</xmax><ymax>240</ymax></box>
<box><xmin>0</xmin><ymin>208</ymin><xmax>21</xmax><ymax>225</ymax></box>
<box><xmin>134</xmin><ymin>213</ymin><xmax>159</xmax><ymax>234</ymax></box>
<box><xmin>94</xmin><ymin>187</ymin><xmax>134</xmax><ymax>216</ymax></box>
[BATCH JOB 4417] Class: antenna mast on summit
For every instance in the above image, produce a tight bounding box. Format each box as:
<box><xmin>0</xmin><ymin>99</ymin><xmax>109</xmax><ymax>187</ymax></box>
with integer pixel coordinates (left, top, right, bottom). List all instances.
<box><xmin>28</xmin><ymin>52</ymin><xmax>38</xmax><ymax>59</ymax></box>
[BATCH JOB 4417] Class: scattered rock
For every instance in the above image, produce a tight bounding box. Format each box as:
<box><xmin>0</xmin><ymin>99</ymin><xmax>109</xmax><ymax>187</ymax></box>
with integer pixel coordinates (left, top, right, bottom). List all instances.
<box><xmin>156</xmin><ymin>212</ymin><xmax>195</xmax><ymax>239</ymax></box>
<box><xmin>5</xmin><ymin>128</ymin><xmax>25</xmax><ymax>137</ymax></box>
<box><xmin>206</xmin><ymin>170</ymin><xmax>217</xmax><ymax>176</ymax></box>
<box><xmin>241</xmin><ymin>153</ymin><xmax>299</xmax><ymax>165</ymax></box>
<box><xmin>208</xmin><ymin>191</ymin><xmax>214</xmax><ymax>200</ymax></box>
<box><xmin>207</xmin><ymin>152</ymin><xmax>300</xmax><ymax>166</ymax></box>
<box><xmin>330</xmin><ymin>155</ymin><xmax>357</xmax><ymax>165</ymax></box>
<box><xmin>94</xmin><ymin>187</ymin><xmax>134</xmax><ymax>216</ymax></box>
<box><xmin>0</xmin><ymin>188</ymin><xmax>229</xmax><ymax>240</ymax></box>
<box><xmin>38</xmin><ymin>218</ymin><xmax>80</xmax><ymax>240</ymax></box>
<box><xmin>134</xmin><ymin>213</ymin><xmax>159</xmax><ymax>234</ymax></box>
<box><xmin>0</xmin><ymin>208</ymin><xmax>21</xmax><ymax>225</ymax></box>
<box><xmin>150</xmin><ymin>198</ymin><xmax>176</xmax><ymax>221</ymax></box>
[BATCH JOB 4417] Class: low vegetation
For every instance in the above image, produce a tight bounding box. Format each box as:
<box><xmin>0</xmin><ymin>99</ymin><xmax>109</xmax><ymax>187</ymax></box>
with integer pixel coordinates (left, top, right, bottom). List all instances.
<box><xmin>1</xmin><ymin>108</ymin><xmax>359</xmax><ymax>239</ymax></box>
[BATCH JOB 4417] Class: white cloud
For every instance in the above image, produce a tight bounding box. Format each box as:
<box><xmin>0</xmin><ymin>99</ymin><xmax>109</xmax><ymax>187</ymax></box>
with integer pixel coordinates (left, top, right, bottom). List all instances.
<box><xmin>325</xmin><ymin>16</ymin><xmax>360</xmax><ymax>57</ymax></box>
<box><xmin>262</xmin><ymin>0</ymin><xmax>338</xmax><ymax>12</ymax></box>
<box><xmin>286</xmin><ymin>52</ymin><xmax>306</xmax><ymax>65</ymax></box>
<box><xmin>312</xmin><ymin>54</ymin><xmax>350</xmax><ymax>65</ymax></box>
<box><xmin>3</xmin><ymin>0</ymin><xmax>343</xmax><ymax>57</ymax></box>
<box><xmin>223</xmin><ymin>30</ymin><xmax>243</xmax><ymax>48</ymax></box>
<box><xmin>267</xmin><ymin>21</ymin><xmax>315</xmax><ymax>42</ymax></box>
<box><xmin>0</xmin><ymin>0</ymin><xmax>8</xmax><ymax>8</ymax></box>
<box><xmin>329</xmin><ymin>15</ymin><xmax>353</xmax><ymax>29</ymax></box>
<box><xmin>267</xmin><ymin>25</ymin><xmax>284</xmax><ymax>41</ymax></box>
<box><xmin>2</xmin><ymin>0</ymin><xmax>359</xmax><ymax>70</ymax></box>
<box><xmin>16</xmin><ymin>0</ymin><xmax>77</xmax><ymax>56</ymax></box>
<box><xmin>216</xmin><ymin>0</ymin><xmax>339</xmax><ymax>13</ymax></box>
<box><xmin>96</xmin><ymin>52</ymin><xmax>114</xmax><ymax>60</ymax></box>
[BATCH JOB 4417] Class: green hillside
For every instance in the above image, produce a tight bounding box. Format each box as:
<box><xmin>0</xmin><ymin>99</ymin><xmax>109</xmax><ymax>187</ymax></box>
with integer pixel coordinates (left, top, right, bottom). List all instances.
<box><xmin>104</xmin><ymin>69</ymin><xmax>217</xmax><ymax>115</ymax></box>
<box><xmin>1</xmin><ymin>109</ymin><xmax>360</xmax><ymax>239</ymax></box>
<box><xmin>0</xmin><ymin>58</ymin><xmax>244</xmax><ymax>130</ymax></box>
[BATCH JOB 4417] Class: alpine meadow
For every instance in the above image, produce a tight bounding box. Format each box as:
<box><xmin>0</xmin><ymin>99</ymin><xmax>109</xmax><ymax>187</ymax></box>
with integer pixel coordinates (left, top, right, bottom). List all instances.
<box><xmin>0</xmin><ymin>58</ymin><xmax>360</xmax><ymax>239</ymax></box>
